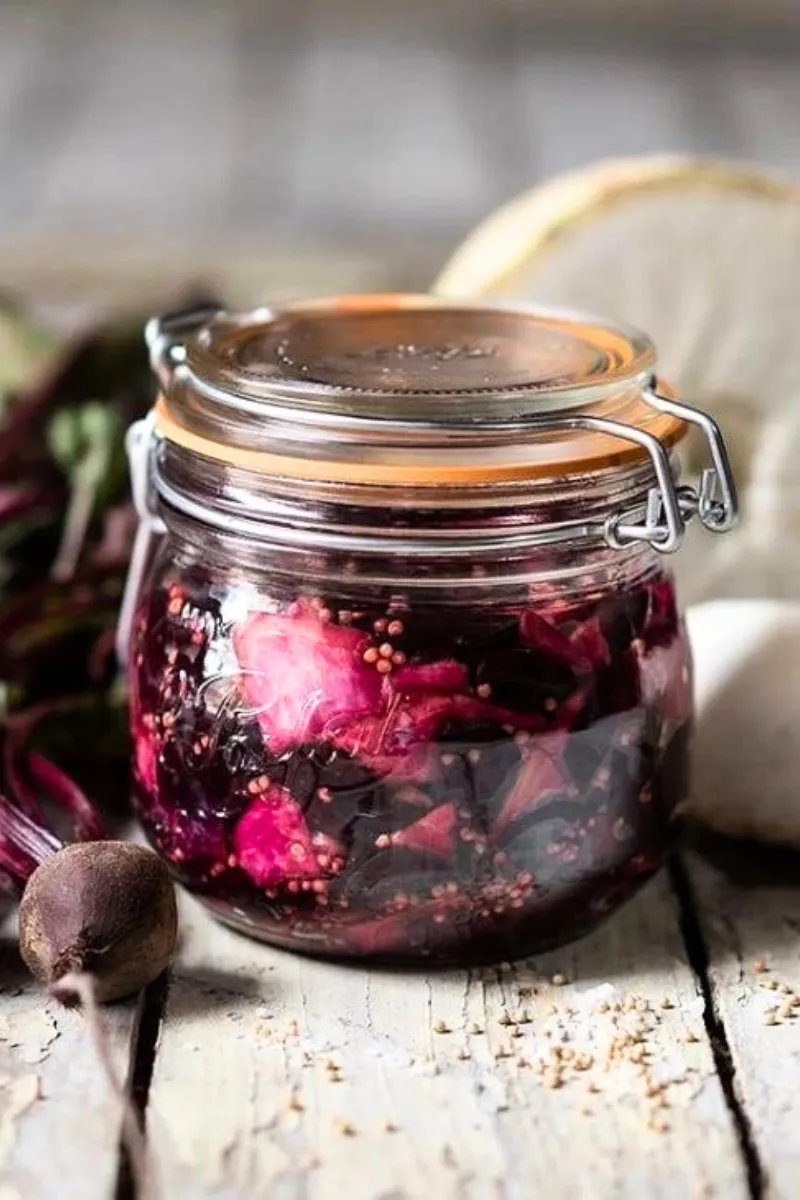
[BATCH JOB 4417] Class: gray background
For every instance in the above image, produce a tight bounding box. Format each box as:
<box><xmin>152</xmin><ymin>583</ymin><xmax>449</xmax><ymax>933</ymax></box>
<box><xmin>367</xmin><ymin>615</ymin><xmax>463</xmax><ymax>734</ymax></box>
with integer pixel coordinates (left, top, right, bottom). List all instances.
<box><xmin>1</xmin><ymin>0</ymin><xmax>799</xmax><ymax>303</ymax></box>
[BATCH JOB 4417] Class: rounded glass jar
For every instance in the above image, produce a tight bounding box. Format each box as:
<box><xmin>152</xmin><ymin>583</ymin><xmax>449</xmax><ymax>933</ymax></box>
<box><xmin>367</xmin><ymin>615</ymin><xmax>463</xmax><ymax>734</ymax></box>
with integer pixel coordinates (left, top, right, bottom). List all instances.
<box><xmin>120</xmin><ymin>295</ymin><xmax>737</xmax><ymax>965</ymax></box>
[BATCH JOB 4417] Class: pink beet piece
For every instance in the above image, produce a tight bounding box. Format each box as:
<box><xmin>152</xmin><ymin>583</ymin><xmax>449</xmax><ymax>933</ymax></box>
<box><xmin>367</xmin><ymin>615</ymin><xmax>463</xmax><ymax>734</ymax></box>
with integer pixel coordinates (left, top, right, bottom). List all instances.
<box><xmin>392</xmin><ymin>659</ymin><xmax>469</xmax><ymax>694</ymax></box>
<box><xmin>134</xmin><ymin>729</ymin><xmax>159</xmax><ymax>795</ymax></box>
<box><xmin>636</xmin><ymin>637</ymin><xmax>692</xmax><ymax>723</ymax></box>
<box><xmin>329</xmin><ymin>689</ymin><xmax>547</xmax><ymax>780</ymax></box>
<box><xmin>234</xmin><ymin>786</ymin><xmax>319</xmax><ymax>888</ymax></box>
<box><xmin>569</xmin><ymin>615</ymin><xmax>611</xmax><ymax>668</ymax></box>
<box><xmin>643</xmin><ymin>577</ymin><xmax>679</xmax><ymax>647</ymax></box>
<box><xmin>234</xmin><ymin>611</ymin><xmax>383</xmax><ymax>754</ymax></box>
<box><xmin>390</xmin><ymin>802</ymin><xmax>457</xmax><ymax>857</ymax></box>
<box><xmin>520</xmin><ymin>609</ymin><xmax>587</xmax><ymax>663</ymax></box>
<box><xmin>329</xmin><ymin>692</ymin><xmax>455</xmax><ymax>759</ymax></box>
<box><xmin>327</xmin><ymin>711</ymin><xmax>438</xmax><ymax>784</ymax></box>
<box><xmin>493</xmin><ymin>733</ymin><xmax>570</xmax><ymax>835</ymax></box>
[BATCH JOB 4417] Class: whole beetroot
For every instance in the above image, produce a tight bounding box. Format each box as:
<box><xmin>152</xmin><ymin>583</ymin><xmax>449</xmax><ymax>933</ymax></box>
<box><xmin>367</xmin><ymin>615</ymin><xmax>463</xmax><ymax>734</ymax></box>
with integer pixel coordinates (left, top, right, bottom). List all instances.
<box><xmin>19</xmin><ymin>841</ymin><xmax>178</xmax><ymax>1004</ymax></box>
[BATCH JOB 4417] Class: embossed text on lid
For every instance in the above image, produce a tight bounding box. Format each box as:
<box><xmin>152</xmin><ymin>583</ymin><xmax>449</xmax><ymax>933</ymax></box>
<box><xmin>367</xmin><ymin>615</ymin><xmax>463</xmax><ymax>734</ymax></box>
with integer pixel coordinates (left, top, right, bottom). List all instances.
<box><xmin>197</xmin><ymin>295</ymin><xmax>655</xmax><ymax>409</ymax></box>
<box><xmin>227</xmin><ymin>306</ymin><xmax>619</xmax><ymax>394</ymax></box>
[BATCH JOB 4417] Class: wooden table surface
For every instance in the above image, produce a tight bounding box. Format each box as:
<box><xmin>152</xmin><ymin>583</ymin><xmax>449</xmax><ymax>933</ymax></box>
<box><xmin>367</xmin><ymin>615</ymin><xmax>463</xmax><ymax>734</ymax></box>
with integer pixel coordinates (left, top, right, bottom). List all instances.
<box><xmin>2</xmin><ymin>847</ymin><xmax>799</xmax><ymax>1199</ymax></box>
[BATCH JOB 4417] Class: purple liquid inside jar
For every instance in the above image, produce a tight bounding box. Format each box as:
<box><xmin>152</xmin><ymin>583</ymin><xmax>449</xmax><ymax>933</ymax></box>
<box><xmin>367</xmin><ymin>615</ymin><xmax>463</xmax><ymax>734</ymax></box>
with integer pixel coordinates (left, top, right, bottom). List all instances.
<box><xmin>129</xmin><ymin>564</ymin><xmax>691</xmax><ymax>964</ymax></box>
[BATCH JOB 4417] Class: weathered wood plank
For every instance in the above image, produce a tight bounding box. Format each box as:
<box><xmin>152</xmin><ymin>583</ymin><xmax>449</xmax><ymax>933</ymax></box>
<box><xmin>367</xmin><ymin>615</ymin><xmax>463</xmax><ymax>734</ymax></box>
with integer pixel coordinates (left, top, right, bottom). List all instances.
<box><xmin>290</xmin><ymin>5</ymin><xmax>496</xmax><ymax>238</ymax></box>
<box><xmin>687</xmin><ymin>853</ymin><xmax>800</xmax><ymax>1199</ymax></box>
<box><xmin>505</xmin><ymin>48</ymin><xmax>703</xmax><ymax>184</ymax></box>
<box><xmin>0</xmin><ymin>927</ymin><xmax>136</xmax><ymax>1200</ymax></box>
<box><xmin>4</xmin><ymin>1</ymin><xmax>800</xmax><ymax>250</ymax></box>
<box><xmin>147</xmin><ymin>874</ymin><xmax>746</xmax><ymax>1200</ymax></box>
<box><xmin>715</xmin><ymin>56</ymin><xmax>800</xmax><ymax>172</ymax></box>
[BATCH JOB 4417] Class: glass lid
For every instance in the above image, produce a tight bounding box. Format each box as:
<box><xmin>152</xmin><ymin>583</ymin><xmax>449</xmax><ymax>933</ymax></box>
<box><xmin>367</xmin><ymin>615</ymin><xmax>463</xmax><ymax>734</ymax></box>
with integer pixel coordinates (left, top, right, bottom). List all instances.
<box><xmin>150</xmin><ymin>293</ymin><xmax>687</xmax><ymax>485</ymax></box>
<box><xmin>197</xmin><ymin>293</ymin><xmax>654</xmax><ymax>402</ymax></box>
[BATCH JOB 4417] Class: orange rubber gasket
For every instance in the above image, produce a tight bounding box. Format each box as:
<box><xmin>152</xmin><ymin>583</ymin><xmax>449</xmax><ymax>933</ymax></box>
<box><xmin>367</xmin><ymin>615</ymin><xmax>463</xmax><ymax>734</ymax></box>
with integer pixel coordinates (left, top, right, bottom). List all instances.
<box><xmin>153</xmin><ymin>388</ymin><xmax>685</xmax><ymax>487</ymax></box>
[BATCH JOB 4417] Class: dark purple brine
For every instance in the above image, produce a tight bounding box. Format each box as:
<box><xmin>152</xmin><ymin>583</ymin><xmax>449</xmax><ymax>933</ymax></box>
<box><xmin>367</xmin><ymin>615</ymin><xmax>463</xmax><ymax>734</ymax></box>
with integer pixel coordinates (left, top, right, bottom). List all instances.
<box><xmin>129</xmin><ymin>564</ymin><xmax>691</xmax><ymax>964</ymax></box>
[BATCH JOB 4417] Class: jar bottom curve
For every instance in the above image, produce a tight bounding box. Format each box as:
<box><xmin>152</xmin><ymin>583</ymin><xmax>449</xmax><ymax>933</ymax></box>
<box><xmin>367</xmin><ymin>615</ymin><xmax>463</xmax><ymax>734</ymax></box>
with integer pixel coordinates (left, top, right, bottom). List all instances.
<box><xmin>130</xmin><ymin>565</ymin><xmax>691</xmax><ymax>969</ymax></box>
<box><xmin>167</xmin><ymin>859</ymin><xmax>669</xmax><ymax>968</ymax></box>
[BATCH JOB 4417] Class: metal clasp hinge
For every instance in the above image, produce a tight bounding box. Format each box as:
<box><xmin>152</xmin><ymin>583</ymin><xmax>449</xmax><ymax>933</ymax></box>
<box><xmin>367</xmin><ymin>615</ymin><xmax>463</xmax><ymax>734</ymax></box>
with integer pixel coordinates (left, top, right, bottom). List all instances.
<box><xmin>643</xmin><ymin>375</ymin><xmax>738</xmax><ymax>535</ymax></box>
<box><xmin>601</xmin><ymin>374</ymin><xmax>738</xmax><ymax>554</ymax></box>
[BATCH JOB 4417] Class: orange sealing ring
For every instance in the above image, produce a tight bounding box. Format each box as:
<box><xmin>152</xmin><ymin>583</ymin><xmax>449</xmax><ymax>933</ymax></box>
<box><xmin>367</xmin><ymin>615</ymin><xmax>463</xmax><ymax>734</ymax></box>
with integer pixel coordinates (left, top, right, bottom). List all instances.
<box><xmin>153</xmin><ymin>388</ymin><xmax>686</xmax><ymax>487</ymax></box>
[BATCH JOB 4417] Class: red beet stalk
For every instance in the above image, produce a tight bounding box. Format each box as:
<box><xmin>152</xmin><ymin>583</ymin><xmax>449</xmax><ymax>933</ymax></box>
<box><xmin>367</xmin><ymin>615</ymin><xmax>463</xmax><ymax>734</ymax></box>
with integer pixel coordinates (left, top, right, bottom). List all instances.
<box><xmin>0</xmin><ymin>739</ymin><xmax>105</xmax><ymax>890</ymax></box>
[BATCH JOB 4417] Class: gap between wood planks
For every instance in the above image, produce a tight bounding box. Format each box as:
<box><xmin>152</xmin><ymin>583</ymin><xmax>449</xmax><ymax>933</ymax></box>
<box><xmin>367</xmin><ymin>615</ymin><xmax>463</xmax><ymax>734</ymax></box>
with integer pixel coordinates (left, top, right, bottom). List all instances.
<box><xmin>668</xmin><ymin>856</ymin><xmax>766</xmax><ymax>1200</ymax></box>
<box><xmin>114</xmin><ymin>971</ymin><xmax>170</xmax><ymax>1200</ymax></box>
<box><xmin>113</xmin><ymin>855</ymin><xmax>769</xmax><ymax>1200</ymax></box>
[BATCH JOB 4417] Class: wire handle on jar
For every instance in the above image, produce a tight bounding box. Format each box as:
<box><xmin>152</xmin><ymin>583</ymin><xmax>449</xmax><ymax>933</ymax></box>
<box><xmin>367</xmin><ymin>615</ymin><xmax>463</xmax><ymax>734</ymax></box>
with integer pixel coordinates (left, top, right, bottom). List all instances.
<box><xmin>642</xmin><ymin>375</ymin><xmax>738</xmax><ymax>534</ymax></box>
<box><xmin>115</xmin><ymin>412</ymin><xmax>166</xmax><ymax>669</ymax></box>
<box><xmin>602</xmin><ymin>375</ymin><xmax>738</xmax><ymax>554</ymax></box>
<box><xmin>116</xmin><ymin>305</ymin><xmax>223</xmax><ymax>669</ymax></box>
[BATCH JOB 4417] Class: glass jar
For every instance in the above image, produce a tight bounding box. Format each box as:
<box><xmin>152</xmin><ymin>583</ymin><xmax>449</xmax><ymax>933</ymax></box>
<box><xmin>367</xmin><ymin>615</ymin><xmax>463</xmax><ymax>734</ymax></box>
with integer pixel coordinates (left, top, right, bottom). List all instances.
<box><xmin>118</xmin><ymin>294</ymin><xmax>737</xmax><ymax>965</ymax></box>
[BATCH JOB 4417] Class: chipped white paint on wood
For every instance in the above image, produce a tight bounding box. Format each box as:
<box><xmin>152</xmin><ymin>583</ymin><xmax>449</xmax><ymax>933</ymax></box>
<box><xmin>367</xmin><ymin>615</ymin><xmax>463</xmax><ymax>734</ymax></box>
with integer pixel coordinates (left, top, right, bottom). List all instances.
<box><xmin>0</xmin><ymin>930</ymin><xmax>137</xmax><ymax>1200</ymax></box>
<box><xmin>689</xmin><ymin>854</ymin><xmax>800</xmax><ymax>1199</ymax></box>
<box><xmin>148</xmin><ymin>874</ymin><xmax>746</xmax><ymax>1200</ymax></box>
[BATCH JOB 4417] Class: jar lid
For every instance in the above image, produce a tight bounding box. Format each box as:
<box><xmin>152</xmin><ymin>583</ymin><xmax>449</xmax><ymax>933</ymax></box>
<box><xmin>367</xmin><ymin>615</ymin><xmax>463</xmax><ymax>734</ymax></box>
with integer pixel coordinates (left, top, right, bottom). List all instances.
<box><xmin>149</xmin><ymin>294</ymin><xmax>688</xmax><ymax>487</ymax></box>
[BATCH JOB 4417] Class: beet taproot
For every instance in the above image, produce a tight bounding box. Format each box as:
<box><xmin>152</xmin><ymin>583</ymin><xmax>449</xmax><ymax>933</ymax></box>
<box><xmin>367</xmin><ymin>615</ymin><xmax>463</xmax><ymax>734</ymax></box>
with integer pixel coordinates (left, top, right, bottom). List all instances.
<box><xmin>19</xmin><ymin>840</ymin><xmax>178</xmax><ymax>1003</ymax></box>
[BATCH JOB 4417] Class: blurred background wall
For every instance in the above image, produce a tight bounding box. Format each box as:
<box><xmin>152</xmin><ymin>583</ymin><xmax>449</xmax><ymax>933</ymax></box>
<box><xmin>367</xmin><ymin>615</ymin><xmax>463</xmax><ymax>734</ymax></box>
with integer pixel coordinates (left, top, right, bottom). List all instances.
<box><xmin>1</xmin><ymin>0</ymin><xmax>799</xmax><ymax>308</ymax></box>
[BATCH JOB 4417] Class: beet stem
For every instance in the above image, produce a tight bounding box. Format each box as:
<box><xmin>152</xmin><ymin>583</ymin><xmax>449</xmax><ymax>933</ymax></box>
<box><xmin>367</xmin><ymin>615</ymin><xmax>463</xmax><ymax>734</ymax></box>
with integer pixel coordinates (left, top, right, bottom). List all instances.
<box><xmin>51</xmin><ymin>971</ymin><xmax>157</xmax><ymax>1200</ymax></box>
<box><xmin>0</xmin><ymin>792</ymin><xmax>60</xmax><ymax>882</ymax></box>
<box><xmin>4</xmin><ymin>738</ymin><xmax>48</xmax><ymax>827</ymax></box>
<box><xmin>27</xmin><ymin>752</ymin><xmax>106</xmax><ymax>841</ymax></box>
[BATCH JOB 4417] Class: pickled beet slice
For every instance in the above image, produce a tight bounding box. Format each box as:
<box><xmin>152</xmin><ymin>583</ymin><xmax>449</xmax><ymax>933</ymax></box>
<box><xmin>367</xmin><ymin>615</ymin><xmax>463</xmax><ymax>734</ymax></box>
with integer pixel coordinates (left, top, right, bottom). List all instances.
<box><xmin>637</xmin><ymin>638</ymin><xmax>691</xmax><ymax>722</ymax></box>
<box><xmin>569</xmin><ymin>615</ymin><xmax>611</xmax><ymax>668</ymax></box>
<box><xmin>234</xmin><ymin>611</ymin><xmax>383</xmax><ymax>754</ymax></box>
<box><xmin>233</xmin><ymin>786</ymin><xmax>319</xmax><ymax>887</ymax></box>
<box><xmin>520</xmin><ymin>609</ymin><xmax>592</xmax><ymax>665</ymax></box>
<box><xmin>389</xmin><ymin>802</ymin><xmax>457</xmax><ymax>857</ymax></box>
<box><xmin>493</xmin><ymin>734</ymin><xmax>570</xmax><ymax>836</ymax></box>
<box><xmin>643</xmin><ymin>577</ymin><xmax>680</xmax><ymax>648</ymax></box>
<box><xmin>330</xmin><ymin>691</ymin><xmax>546</xmax><ymax>780</ymax></box>
<box><xmin>333</xmin><ymin>694</ymin><xmax>453</xmax><ymax>759</ymax></box>
<box><xmin>392</xmin><ymin>660</ymin><xmax>469</xmax><ymax>693</ymax></box>
<box><xmin>134</xmin><ymin>729</ymin><xmax>158</xmax><ymax>794</ymax></box>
